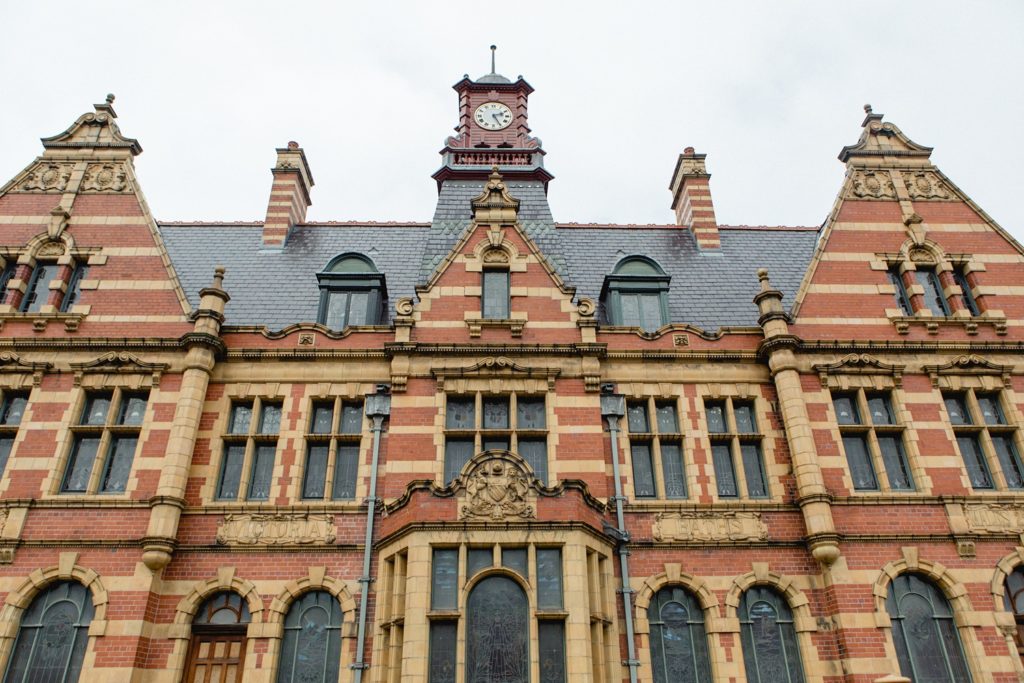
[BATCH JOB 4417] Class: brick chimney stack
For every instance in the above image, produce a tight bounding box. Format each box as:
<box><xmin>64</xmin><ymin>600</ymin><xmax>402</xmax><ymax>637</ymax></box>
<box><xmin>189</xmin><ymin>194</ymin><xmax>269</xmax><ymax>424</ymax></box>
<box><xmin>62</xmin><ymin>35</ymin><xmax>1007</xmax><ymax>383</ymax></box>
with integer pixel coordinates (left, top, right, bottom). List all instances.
<box><xmin>262</xmin><ymin>141</ymin><xmax>314</xmax><ymax>247</ymax></box>
<box><xmin>669</xmin><ymin>147</ymin><xmax>719</xmax><ymax>250</ymax></box>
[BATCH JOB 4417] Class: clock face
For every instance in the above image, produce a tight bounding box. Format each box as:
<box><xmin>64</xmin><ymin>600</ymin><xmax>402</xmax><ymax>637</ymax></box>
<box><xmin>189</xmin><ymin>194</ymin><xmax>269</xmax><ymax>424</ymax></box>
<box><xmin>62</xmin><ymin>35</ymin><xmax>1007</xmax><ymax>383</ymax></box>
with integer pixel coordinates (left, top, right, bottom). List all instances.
<box><xmin>474</xmin><ymin>102</ymin><xmax>513</xmax><ymax>130</ymax></box>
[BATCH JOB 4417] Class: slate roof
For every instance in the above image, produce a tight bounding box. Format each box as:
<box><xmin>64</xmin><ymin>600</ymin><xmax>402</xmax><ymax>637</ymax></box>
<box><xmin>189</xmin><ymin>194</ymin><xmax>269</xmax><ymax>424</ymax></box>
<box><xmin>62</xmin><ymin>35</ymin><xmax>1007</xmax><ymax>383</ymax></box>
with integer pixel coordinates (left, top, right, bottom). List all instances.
<box><xmin>159</xmin><ymin>179</ymin><xmax>820</xmax><ymax>333</ymax></box>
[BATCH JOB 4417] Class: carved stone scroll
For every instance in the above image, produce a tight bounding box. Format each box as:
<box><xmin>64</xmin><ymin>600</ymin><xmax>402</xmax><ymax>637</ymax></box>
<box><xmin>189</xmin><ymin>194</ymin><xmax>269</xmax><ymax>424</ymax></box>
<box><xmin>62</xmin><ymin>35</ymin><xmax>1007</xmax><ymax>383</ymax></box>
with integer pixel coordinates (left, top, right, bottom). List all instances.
<box><xmin>16</xmin><ymin>162</ymin><xmax>75</xmax><ymax>193</ymax></box>
<box><xmin>216</xmin><ymin>513</ymin><xmax>336</xmax><ymax>546</ymax></box>
<box><xmin>80</xmin><ymin>163</ymin><xmax>129</xmax><ymax>193</ymax></box>
<box><xmin>963</xmin><ymin>504</ymin><xmax>1024</xmax><ymax>535</ymax></box>
<box><xmin>652</xmin><ymin>511</ymin><xmax>768</xmax><ymax>542</ymax></box>
<box><xmin>903</xmin><ymin>171</ymin><xmax>953</xmax><ymax>200</ymax></box>
<box><xmin>849</xmin><ymin>170</ymin><xmax>896</xmax><ymax>199</ymax></box>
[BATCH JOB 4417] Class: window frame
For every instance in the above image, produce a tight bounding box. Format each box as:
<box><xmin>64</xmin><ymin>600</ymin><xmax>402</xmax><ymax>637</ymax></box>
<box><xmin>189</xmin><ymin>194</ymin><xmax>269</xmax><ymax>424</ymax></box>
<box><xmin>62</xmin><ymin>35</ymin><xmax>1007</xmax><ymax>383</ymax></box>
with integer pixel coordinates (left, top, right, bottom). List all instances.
<box><xmin>738</xmin><ymin>586</ymin><xmax>806</xmax><ymax>683</ymax></box>
<box><xmin>276</xmin><ymin>590</ymin><xmax>344</xmax><ymax>683</ymax></box>
<box><xmin>887</xmin><ymin>573</ymin><xmax>973</xmax><ymax>683</ymax></box>
<box><xmin>215</xmin><ymin>398</ymin><xmax>283</xmax><ymax>501</ymax></box>
<box><xmin>442</xmin><ymin>392</ymin><xmax>549</xmax><ymax>484</ymax></box>
<box><xmin>944</xmin><ymin>388</ymin><xmax>1024</xmax><ymax>491</ymax></box>
<box><xmin>3</xmin><ymin>581</ymin><xmax>95</xmax><ymax>682</ymax></box>
<box><xmin>600</xmin><ymin>257</ymin><xmax>671</xmax><ymax>333</ymax></box>
<box><xmin>647</xmin><ymin>585</ymin><xmax>713</xmax><ymax>683</ymax></box>
<box><xmin>315</xmin><ymin>254</ymin><xmax>387</xmax><ymax>330</ymax></box>
<box><xmin>19</xmin><ymin>261</ymin><xmax>59</xmax><ymax>313</ymax></box>
<box><xmin>703</xmin><ymin>397</ymin><xmax>770</xmax><ymax>500</ymax></box>
<box><xmin>301</xmin><ymin>396</ymin><xmax>365</xmax><ymax>501</ymax></box>
<box><xmin>481</xmin><ymin>267</ymin><xmax>511</xmax><ymax>319</ymax></box>
<box><xmin>59</xmin><ymin>388</ymin><xmax>147</xmax><ymax>495</ymax></box>
<box><xmin>623</xmin><ymin>397</ymin><xmax>688</xmax><ymax>499</ymax></box>
<box><xmin>0</xmin><ymin>389</ymin><xmax>29</xmax><ymax>480</ymax></box>
<box><xmin>427</xmin><ymin>542</ymin><xmax>568</xmax><ymax>683</ymax></box>
<box><xmin>832</xmin><ymin>388</ymin><xmax>915</xmax><ymax>493</ymax></box>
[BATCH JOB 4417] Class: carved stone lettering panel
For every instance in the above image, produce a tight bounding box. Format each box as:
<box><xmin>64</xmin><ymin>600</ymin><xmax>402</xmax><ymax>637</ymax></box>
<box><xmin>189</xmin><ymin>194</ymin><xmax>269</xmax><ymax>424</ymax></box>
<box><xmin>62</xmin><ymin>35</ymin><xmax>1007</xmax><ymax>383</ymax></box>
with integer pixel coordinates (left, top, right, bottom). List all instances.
<box><xmin>652</xmin><ymin>511</ymin><xmax>768</xmax><ymax>542</ymax></box>
<box><xmin>964</xmin><ymin>504</ymin><xmax>1024</xmax><ymax>535</ymax></box>
<box><xmin>216</xmin><ymin>513</ymin><xmax>336</xmax><ymax>546</ymax></box>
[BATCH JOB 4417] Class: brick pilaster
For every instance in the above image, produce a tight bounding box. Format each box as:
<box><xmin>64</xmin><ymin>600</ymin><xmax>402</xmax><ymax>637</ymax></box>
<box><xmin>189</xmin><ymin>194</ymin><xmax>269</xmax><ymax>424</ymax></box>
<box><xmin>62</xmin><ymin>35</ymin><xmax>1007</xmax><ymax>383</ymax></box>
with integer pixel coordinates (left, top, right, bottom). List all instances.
<box><xmin>669</xmin><ymin>147</ymin><xmax>719</xmax><ymax>250</ymax></box>
<box><xmin>262</xmin><ymin>141</ymin><xmax>314</xmax><ymax>247</ymax></box>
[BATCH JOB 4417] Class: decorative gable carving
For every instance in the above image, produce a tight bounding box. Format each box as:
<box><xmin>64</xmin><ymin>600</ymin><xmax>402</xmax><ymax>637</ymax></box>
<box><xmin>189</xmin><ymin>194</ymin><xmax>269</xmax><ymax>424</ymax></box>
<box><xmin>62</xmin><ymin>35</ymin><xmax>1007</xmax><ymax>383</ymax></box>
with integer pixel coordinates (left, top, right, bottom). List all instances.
<box><xmin>80</xmin><ymin>163</ymin><xmax>129</xmax><ymax>193</ymax></box>
<box><xmin>813</xmin><ymin>354</ymin><xmax>905</xmax><ymax>388</ymax></box>
<box><xmin>0</xmin><ymin>352</ymin><xmax>52</xmax><ymax>387</ymax></box>
<box><xmin>922</xmin><ymin>354</ymin><xmax>1013</xmax><ymax>389</ymax></box>
<box><xmin>839</xmin><ymin>107</ymin><xmax>933</xmax><ymax>164</ymax></box>
<box><xmin>456</xmin><ymin>452</ymin><xmax>536</xmax><ymax>521</ymax></box>
<box><xmin>432</xmin><ymin>356</ymin><xmax>560</xmax><ymax>392</ymax></box>
<box><xmin>70</xmin><ymin>352</ymin><xmax>169</xmax><ymax>387</ymax></box>
<box><xmin>14</xmin><ymin>162</ymin><xmax>75</xmax><ymax>193</ymax></box>
<box><xmin>40</xmin><ymin>95</ymin><xmax>142</xmax><ymax>156</ymax></box>
<box><xmin>902</xmin><ymin>170</ymin><xmax>953</xmax><ymax>201</ymax></box>
<box><xmin>848</xmin><ymin>170</ymin><xmax>897</xmax><ymax>199</ymax></box>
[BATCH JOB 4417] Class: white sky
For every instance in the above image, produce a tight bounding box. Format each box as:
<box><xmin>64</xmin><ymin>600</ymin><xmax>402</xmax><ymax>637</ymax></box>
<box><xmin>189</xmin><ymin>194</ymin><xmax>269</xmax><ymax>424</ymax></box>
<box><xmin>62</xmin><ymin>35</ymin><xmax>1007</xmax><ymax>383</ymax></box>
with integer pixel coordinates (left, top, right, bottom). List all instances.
<box><xmin>2</xmin><ymin>1</ymin><xmax>1022</xmax><ymax>239</ymax></box>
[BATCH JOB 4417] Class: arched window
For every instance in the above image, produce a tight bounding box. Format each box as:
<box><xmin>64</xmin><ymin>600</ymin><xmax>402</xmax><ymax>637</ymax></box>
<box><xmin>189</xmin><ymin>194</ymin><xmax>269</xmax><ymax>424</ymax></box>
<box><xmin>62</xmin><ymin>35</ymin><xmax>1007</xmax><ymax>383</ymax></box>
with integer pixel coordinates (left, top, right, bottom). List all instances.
<box><xmin>277</xmin><ymin>591</ymin><xmax>343</xmax><ymax>683</ymax></box>
<box><xmin>600</xmin><ymin>257</ymin><xmax>670</xmax><ymax>333</ymax></box>
<box><xmin>185</xmin><ymin>592</ymin><xmax>251</xmax><ymax>682</ymax></box>
<box><xmin>3</xmin><ymin>581</ymin><xmax>94</xmax><ymax>683</ymax></box>
<box><xmin>1004</xmin><ymin>567</ymin><xmax>1024</xmax><ymax>658</ymax></box>
<box><xmin>887</xmin><ymin>573</ymin><xmax>972</xmax><ymax>682</ymax></box>
<box><xmin>316</xmin><ymin>254</ymin><xmax>386</xmax><ymax>329</ymax></box>
<box><xmin>466</xmin><ymin>575</ymin><xmax>529</xmax><ymax>683</ymax></box>
<box><xmin>648</xmin><ymin>586</ymin><xmax>712</xmax><ymax>683</ymax></box>
<box><xmin>739</xmin><ymin>586</ymin><xmax>805</xmax><ymax>683</ymax></box>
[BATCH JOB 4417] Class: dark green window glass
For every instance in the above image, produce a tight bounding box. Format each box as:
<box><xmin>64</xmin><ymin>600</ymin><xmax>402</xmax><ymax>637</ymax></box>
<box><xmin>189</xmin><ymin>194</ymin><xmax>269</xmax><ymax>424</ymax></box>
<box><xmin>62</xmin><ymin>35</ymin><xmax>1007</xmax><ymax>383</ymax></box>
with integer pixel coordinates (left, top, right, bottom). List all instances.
<box><xmin>536</xmin><ymin>548</ymin><xmax>563</xmax><ymax>609</ymax></box>
<box><xmin>661</xmin><ymin>443</ymin><xmax>687</xmax><ymax>498</ymax></box>
<box><xmin>842</xmin><ymin>435</ymin><xmax>878</xmax><ymax>490</ymax></box>
<box><xmin>247</xmin><ymin>444</ymin><xmax>276</xmax><ymax>500</ymax></box>
<box><xmin>502</xmin><ymin>547</ymin><xmax>528</xmax><ymax>577</ymax></box>
<box><xmin>957</xmin><ymin>435</ymin><xmax>992</xmax><ymax>489</ymax></box>
<box><xmin>538</xmin><ymin>620</ymin><xmax>566</xmax><ymax>683</ymax></box>
<box><xmin>444</xmin><ymin>439</ymin><xmax>473</xmax><ymax>483</ymax></box>
<box><xmin>428</xmin><ymin>621</ymin><xmax>457</xmax><ymax>683</ymax></box>
<box><xmin>739</xmin><ymin>587</ymin><xmax>805</xmax><ymax>683</ymax></box>
<box><xmin>61</xmin><ymin>437</ymin><xmax>99</xmax><ymax>493</ymax></box>
<box><xmin>467</xmin><ymin>548</ymin><xmax>492</xmax><ymax>577</ymax></box>
<box><xmin>303</xmin><ymin>445</ymin><xmax>329</xmax><ymax>499</ymax></box>
<box><xmin>518</xmin><ymin>438</ymin><xmax>547</xmax><ymax>483</ymax></box>
<box><xmin>879</xmin><ymin>436</ymin><xmax>914</xmax><ymax>491</ymax></box>
<box><xmin>332</xmin><ymin>446</ymin><xmax>359</xmax><ymax>499</ymax></box>
<box><xmin>712</xmin><ymin>444</ymin><xmax>737</xmax><ymax>497</ymax></box>
<box><xmin>741</xmin><ymin>444</ymin><xmax>768</xmax><ymax>498</ymax></box>
<box><xmin>833</xmin><ymin>395</ymin><xmax>860</xmax><ymax>425</ymax></box>
<box><xmin>4</xmin><ymin>581</ymin><xmax>94</xmax><ymax>683</ymax></box>
<box><xmin>516</xmin><ymin>397</ymin><xmax>545</xmax><ymax>429</ymax></box>
<box><xmin>431</xmin><ymin>549</ymin><xmax>458</xmax><ymax>610</ymax></box>
<box><xmin>217</xmin><ymin>444</ymin><xmax>245</xmax><ymax>499</ymax></box>
<box><xmin>466</xmin><ymin>576</ymin><xmax>528</xmax><ymax>683</ymax></box>
<box><xmin>631</xmin><ymin>442</ymin><xmax>656</xmax><ymax>498</ymax></box>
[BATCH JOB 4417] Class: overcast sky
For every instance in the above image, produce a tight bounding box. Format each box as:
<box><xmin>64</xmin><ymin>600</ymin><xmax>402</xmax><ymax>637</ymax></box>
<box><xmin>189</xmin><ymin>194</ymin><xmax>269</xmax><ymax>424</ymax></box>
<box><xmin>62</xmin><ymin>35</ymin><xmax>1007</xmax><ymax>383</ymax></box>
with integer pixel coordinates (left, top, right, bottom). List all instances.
<box><xmin>2</xmin><ymin>2</ymin><xmax>1022</xmax><ymax>239</ymax></box>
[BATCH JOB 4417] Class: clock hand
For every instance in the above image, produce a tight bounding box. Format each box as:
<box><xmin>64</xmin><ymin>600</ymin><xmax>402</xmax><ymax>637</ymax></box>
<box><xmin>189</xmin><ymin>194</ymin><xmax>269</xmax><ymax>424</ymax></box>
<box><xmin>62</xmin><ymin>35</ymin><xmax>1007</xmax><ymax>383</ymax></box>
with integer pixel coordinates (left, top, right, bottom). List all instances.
<box><xmin>492</xmin><ymin>112</ymin><xmax>502</xmax><ymax>125</ymax></box>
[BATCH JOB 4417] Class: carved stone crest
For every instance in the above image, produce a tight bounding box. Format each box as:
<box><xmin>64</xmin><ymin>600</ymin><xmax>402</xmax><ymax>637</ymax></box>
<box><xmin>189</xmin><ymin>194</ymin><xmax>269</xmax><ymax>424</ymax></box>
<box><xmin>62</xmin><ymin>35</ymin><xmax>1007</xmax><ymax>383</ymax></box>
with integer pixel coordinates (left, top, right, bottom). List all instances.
<box><xmin>18</xmin><ymin>162</ymin><xmax>74</xmax><ymax>193</ymax></box>
<box><xmin>81</xmin><ymin>163</ymin><xmax>128</xmax><ymax>193</ymax></box>
<box><xmin>216</xmin><ymin>513</ymin><xmax>336</xmax><ymax>546</ymax></box>
<box><xmin>482</xmin><ymin>248</ymin><xmax>510</xmax><ymax>264</ymax></box>
<box><xmin>903</xmin><ymin>171</ymin><xmax>952</xmax><ymax>200</ymax></box>
<box><xmin>963</xmin><ymin>504</ymin><xmax>1024</xmax><ymax>535</ymax></box>
<box><xmin>850</xmin><ymin>170</ymin><xmax>896</xmax><ymax>199</ymax></box>
<box><xmin>653</xmin><ymin>511</ymin><xmax>768</xmax><ymax>542</ymax></box>
<box><xmin>459</xmin><ymin>455</ymin><xmax>535</xmax><ymax>520</ymax></box>
<box><xmin>35</xmin><ymin>241</ymin><xmax>66</xmax><ymax>258</ymax></box>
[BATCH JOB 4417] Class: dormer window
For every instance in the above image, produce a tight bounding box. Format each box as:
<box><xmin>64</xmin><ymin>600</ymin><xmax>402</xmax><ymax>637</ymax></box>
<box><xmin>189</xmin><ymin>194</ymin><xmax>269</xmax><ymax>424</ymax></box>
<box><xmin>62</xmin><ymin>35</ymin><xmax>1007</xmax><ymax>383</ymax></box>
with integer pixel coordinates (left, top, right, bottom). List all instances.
<box><xmin>600</xmin><ymin>257</ymin><xmax>670</xmax><ymax>333</ymax></box>
<box><xmin>316</xmin><ymin>254</ymin><xmax>386</xmax><ymax>329</ymax></box>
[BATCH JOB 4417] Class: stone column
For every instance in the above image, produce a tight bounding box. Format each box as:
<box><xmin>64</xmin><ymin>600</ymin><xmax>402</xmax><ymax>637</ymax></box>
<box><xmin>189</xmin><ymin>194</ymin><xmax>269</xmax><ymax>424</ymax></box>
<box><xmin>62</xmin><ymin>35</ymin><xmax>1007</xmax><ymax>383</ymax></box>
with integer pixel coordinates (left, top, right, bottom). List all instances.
<box><xmin>141</xmin><ymin>267</ymin><xmax>229</xmax><ymax>571</ymax></box>
<box><xmin>755</xmin><ymin>269</ymin><xmax>840</xmax><ymax>565</ymax></box>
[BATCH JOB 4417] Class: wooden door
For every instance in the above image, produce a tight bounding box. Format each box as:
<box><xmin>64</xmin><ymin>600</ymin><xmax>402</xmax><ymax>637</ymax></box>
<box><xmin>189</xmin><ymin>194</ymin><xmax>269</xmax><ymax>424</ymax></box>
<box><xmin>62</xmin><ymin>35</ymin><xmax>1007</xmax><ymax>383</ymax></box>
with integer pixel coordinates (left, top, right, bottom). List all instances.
<box><xmin>184</xmin><ymin>630</ymin><xmax>246</xmax><ymax>683</ymax></box>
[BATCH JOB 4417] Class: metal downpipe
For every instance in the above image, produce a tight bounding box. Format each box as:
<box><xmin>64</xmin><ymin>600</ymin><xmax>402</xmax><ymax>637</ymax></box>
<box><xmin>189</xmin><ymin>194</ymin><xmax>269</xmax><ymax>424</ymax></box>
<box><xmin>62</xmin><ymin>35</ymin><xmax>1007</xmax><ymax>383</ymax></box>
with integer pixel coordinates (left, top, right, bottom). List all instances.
<box><xmin>352</xmin><ymin>391</ymin><xmax>390</xmax><ymax>683</ymax></box>
<box><xmin>605</xmin><ymin>407</ymin><xmax>640</xmax><ymax>683</ymax></box>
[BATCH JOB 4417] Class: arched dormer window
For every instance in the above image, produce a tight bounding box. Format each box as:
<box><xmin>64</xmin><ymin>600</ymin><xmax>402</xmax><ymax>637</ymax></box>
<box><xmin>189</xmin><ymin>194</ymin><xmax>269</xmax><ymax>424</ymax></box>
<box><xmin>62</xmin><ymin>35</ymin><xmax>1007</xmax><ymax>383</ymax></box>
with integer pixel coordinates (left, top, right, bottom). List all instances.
<box><xmin>316</xmin><ymin>254</ymin><xmax>387</xmax><ymax>330</ymax></box>
<box><xmin>600</xmin><ymin>257</ymin><xmax>670</xmax><ymax>333</ymax></box>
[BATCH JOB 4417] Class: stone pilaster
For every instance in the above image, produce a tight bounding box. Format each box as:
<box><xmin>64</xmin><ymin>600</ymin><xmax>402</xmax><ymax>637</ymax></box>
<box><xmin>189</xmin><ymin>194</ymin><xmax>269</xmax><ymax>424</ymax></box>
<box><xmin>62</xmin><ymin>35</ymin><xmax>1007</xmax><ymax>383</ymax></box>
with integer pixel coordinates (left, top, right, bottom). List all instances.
<box><xmin>141</xmin><ymin>267</ymin><xmax>228</xmax><ymax>571</ymax></box>
<box><xmin>755</xmin><ymin>268</ymin><xmax>840</xmax><ymax>565</ymax></box>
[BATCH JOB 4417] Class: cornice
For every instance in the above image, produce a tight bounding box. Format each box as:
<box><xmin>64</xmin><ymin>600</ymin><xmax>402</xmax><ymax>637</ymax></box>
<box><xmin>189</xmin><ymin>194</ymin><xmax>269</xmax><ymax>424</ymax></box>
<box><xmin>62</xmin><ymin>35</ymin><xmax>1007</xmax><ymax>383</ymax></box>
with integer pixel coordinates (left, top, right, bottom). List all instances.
<box><xmin>794</xmin><ymin>339</ymin><xmax>1024</xmax><ymax>354</ymax></box>
<box><xmin>384</xmin><ymin>342</ymin><xmax>607</xmax><ymax>358</ymax></box>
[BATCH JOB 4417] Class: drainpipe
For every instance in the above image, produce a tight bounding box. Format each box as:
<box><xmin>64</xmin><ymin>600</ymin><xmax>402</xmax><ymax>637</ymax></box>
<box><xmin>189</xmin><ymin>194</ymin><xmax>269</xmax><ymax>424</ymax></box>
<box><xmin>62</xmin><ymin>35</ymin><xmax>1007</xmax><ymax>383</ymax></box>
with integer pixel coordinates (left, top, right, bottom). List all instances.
<box><xmin>601</xmin><ymin>387</ymin><xmax>640</xmax><ymax>683</ymax></box>
<box><xmin>352</xmin><ymin>386</ymin><xmax>391</xmax><ymax>683</ymax></box>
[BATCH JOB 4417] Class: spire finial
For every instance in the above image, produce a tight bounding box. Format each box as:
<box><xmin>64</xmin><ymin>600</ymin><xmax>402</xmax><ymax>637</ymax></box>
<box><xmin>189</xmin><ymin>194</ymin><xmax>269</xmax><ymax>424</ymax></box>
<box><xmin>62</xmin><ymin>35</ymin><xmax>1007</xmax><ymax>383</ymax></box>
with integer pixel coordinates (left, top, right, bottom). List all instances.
<box><xmin>864</xmin><ymin>103</ymin><xmax>872</xmax><ymax>114</ymax></box>
<box><xmin>106</xmin><ymin>93</ymin><xmax>115</xmax><ymax>105</ymax></box>
<box><xmin>490</xmin><ymin>45</ymin><xmax>497</xmax><ymax>74</ymax></box>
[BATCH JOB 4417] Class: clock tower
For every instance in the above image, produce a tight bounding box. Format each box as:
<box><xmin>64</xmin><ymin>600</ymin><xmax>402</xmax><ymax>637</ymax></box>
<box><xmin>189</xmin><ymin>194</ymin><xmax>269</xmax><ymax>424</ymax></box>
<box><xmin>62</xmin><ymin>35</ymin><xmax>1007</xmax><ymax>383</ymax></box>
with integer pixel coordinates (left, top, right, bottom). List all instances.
<box><xmin>432</xmin><ymin>46</ymin><xmax>553</xmax><ymax>189</ymax></box>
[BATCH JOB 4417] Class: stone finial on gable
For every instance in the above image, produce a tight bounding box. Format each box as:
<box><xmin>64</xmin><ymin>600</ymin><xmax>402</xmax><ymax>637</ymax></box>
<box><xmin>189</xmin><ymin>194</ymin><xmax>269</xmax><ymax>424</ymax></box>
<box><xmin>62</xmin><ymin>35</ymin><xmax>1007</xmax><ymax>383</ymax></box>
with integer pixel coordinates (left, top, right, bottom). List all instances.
<box><xmin>839</xmin><ymin>104</ymin><xmax>934</xmax><ymax>165</ymax></box>
<box><xmin>262</xmin><ymin>141</ymin><xmax>315</xmax><ymax>247</ymax></box>
<box><xmin>669</xmin><ymin>147</ymin><xmax>719</xmax><ymax>250</ymax></box>
<box><xmin>40</xmin><ymin>93</ymin><xmax>142</xmax><ymax>156</ymax></box>
<box><xmin>472</xmin><ymin>167</ymin><xmax>520</xmax><ymax>223</ymax></box>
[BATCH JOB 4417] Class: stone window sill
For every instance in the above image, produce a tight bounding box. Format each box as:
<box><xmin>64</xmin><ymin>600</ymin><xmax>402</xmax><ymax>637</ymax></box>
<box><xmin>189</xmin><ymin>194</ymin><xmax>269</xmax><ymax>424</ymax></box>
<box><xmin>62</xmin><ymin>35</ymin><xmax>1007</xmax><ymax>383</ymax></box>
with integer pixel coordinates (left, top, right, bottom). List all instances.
<box><xmin>0</xmin><ymin>310</ymin><xmax>86</xmax><ymax>332</ymax></box>
<box><xmin>889</xmin><ymin>313</ymin><xmax>1007</xmax><ymax>336</ymax></box>
<box><xmin>465</xmin><ymin>317</ymin><xmax>526</xmax><ymax>338</ymax></box>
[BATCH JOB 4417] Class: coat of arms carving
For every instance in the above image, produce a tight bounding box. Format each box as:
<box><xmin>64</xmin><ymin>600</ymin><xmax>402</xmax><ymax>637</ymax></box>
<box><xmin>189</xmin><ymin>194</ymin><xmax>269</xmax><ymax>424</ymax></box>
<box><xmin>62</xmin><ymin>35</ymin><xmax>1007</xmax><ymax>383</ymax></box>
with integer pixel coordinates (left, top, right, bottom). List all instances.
<box><xmin>460</xmin><ymin>456</ymin><xmax>535</xmax><ymax>520</ymax></box>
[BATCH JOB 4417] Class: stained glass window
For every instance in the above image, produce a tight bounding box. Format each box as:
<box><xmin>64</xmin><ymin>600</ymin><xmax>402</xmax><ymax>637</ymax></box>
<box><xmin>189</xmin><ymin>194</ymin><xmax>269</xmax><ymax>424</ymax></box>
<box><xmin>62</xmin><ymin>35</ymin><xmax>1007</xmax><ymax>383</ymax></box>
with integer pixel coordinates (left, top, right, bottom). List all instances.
<box><xmin>739</xmin><ymin>586</ymin><xmax>805</xmax><ymax>683</ymax></box>
<box><xmin>217</xmin><ymin>400</ymin><xmax>281</xmax><ymax>501</ymax></box>
<box><xmin>947</xmin><ymin>390</ymin><xmax>1023</xmax><ymax>491</ymax></box>
<box><xmin>431</xmin><ymin>549</ymin><xmax>458</xmax><ymax>611</ymax></box>
<box><xmin>1004</xmin><ymin>567</ymin><xmax>1024</xmax><ymax>656</ymax></box>
<box><xmin>626</xmin><ymin>400</ymin><xmax>687</xmax><ymax>499</ymax></box>
<box><xmin>304</xmin><ymin>398</ymin><xmax>365</xmax><ymax>500</ymax></box>
<box><xmin>712</xmin><ymin>444</ymin><xmax>737</xmax><ymax>497</ymax></box>
<box><xmin>648</xmin><ymin>586</ymin><xmax>712</xmax><ymax>683</ymax></box>
<box><xmin>707</xmin><ymin>398</ymin><xmax>768</xmax><ymax>499</ymax></box>
<box><xmin>536</xmin><ymin>548</ymin><xmax>563</xmax><ymax>610</ymax></box>
<box><xmin>277</xmin><ymin>591</ymin><xmax>342</xmax><ymax>683</ymax></box>
<box><xmin>834</xmin><ymin>390</ymin><xmax>914</xmax><ymax>493</ymax></box>
<box><xmin>62</xmin><ymin>391</ymin><xmax>146</xmax><ymax>494</ymax></box>
<box><xmin>538</xmin><ymin>620</ymin><xmax>566</xmax><ymax>683</ymax></box>
<box><xmin>429</xmin><ymin>621</ymin><xmax>457</xmax><ymax>683</ymax></box>
<box><xmin>888</xmin><ymin>573</ymin><xmax>972</xmax><ymax>683</ymax></box>
<box><xmin>444</xmin><ymin>393</ymin><xmax>550</xmax><ymax>484</ymax></box>
<box><xmin>466</xmin><ymin>576</ymin><xmax>528</xmax><ymax>683</ymax></box>
<box><xmin>4</xmin><ymin>581</ymin><xmax>94</xmax><ymax>683</ymax></box>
